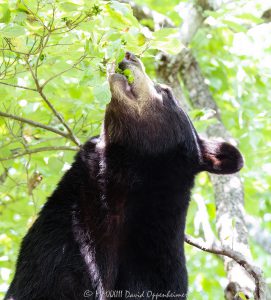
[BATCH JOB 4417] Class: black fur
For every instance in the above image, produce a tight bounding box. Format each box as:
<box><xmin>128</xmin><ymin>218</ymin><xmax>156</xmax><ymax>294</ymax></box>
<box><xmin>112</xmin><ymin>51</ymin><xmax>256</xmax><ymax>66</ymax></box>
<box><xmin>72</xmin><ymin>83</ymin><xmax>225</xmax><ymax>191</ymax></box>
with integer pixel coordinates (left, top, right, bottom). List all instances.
<box><xmin>5</xmin><ymin>54</ymin><xmax>243</xmax><ymax>300</ymax></box>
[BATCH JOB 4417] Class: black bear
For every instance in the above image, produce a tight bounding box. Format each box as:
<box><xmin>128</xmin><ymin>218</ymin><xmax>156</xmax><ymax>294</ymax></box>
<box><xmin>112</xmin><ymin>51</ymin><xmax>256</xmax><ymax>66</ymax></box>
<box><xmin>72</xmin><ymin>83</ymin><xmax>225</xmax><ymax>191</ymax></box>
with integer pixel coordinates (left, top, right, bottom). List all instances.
<box><xmin>5</xmin><ymin>52</ymin><xmax>243</xmax><ymax>300</ymax></box>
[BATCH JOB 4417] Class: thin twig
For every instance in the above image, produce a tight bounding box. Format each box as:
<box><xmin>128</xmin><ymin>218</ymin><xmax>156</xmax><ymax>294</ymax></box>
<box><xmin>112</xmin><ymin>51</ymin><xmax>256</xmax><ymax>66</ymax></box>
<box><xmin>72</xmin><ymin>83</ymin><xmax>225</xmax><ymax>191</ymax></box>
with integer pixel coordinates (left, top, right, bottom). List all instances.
<box><xmin>41</xmin><ymin>54</ymin><xmax>87</xmax><ymax>88</ymax></box>
<box><xmin>52</xmin><ymin>13</ymin><xmax>87</xmax><ymax>32</ymax></box>
<box><xmin>45</xmin><ymin>43</ymin><xmax>73</xmax><ymax>48</ymax></box>
<box><xmin>39</xmin><ymin>88</ymin><xmax>81</xmax><ymax>146</ymax></box>
<box><xmin>21</xmin><ymin>0</ymin><xmax>49</xmax><ymax>31</ymax></box>
<box><xmin>25</xmin><ymin>59</ymin><xmax>81</xmax><ymax>147</ymax></box>
<box><xmin>0</xmin><ymin>146</ymin><xmax>78</xmax><ymax>162</ymax></box>
<box><xmin>35</xmin><ymin>29</ymin><xmax>50</xmax><ymax>77</ymax></box>
<box><xmin>0</xmin><ymin>82</ymin><xmax>37</xmax><ymax>91</ymax></box>
<box><xmin>0</xmin><ymin>111</ymin><xmax>71</xmax><ymax>140</ymax></box>
<box><xmin>0</xmin><ymin>46</ymin><xmax>32</xmax><ymax>56</ymax></box>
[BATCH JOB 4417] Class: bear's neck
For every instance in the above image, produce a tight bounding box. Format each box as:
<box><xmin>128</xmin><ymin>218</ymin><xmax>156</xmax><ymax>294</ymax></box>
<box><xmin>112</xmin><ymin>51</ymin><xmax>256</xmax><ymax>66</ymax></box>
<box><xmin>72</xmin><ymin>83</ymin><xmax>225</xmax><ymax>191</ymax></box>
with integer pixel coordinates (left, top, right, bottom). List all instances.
<box><xmin>102</xmin><ymin>142</ymin><xmax>194</xmax><ymax>232</ymax></box>
<box><xmin>80</xmin><ymin>142</ymin><xmax>194</xmax><ymax>289</ymax></box>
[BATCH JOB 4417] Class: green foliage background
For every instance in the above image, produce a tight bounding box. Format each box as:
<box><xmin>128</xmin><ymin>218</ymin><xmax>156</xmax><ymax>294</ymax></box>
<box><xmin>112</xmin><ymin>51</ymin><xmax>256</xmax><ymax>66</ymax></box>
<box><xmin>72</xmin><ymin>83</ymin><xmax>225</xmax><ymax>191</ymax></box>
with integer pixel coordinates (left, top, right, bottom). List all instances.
<box><xmin>0</xmin><ymin>0</ymin><xmax>270</xmax><ymax>298</ymax></box>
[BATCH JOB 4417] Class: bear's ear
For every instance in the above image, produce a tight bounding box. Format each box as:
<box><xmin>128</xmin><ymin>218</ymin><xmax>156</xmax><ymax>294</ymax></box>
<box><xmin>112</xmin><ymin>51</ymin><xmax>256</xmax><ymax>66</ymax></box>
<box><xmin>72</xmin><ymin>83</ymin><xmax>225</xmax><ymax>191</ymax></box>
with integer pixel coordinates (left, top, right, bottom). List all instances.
<box><xmin>198</xmin><ymin>138</ymin><xmax>244</xmax><ymax>174</ymax></box>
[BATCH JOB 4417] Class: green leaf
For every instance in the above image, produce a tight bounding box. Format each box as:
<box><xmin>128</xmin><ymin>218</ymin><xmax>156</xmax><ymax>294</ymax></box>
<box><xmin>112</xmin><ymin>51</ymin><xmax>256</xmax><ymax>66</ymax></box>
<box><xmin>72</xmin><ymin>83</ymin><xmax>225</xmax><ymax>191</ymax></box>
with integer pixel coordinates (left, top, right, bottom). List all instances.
<box><xmin>48</xmin><ymin>157</ymin><xmax>64</xmax><ymax>173</ymax></box>
<box><xmin>60</xmin><ymin>2</ymin><xmax>81</xmax><ymax>12</ymax></box>
<box><xmin>223</xmin><ymin>20</ymin><xmax>247</xmax><ymax>32</ymax></box>
<box><xmin>137</xmin><ymin>33</ymin><xmax>146</xmax><ymax>46</ymax></box>
<box><xmin>13</xmin><ymin>12</ymin><xmax>28</xmax><ymax>24</ymax></box>
<box><xmin>93</xmin><ymin>81</ymin><xmax>111</xmax><ymax>103</ymax></box>
<box><xmin>0</xmin><ymin>4</ymin><xmax>11</xmax><ymax>24</ymax></box>
<box><xmin>151</xmin><ymin>28</ymin><xmax>184</xmax><ymax>54</ymax></box>
<box><xmin>237</xmin><ymin>13</ymin><xmax>263</xmax><ymax>24</ymax></box>
<box><xmin>25</xmin><ymin>20</ymin><xmax>43</xmax><ymax>33</ymax></box>
<box><xmin>0</xmin><ymin>25</ymin><xmax>26</xmax><ymax>38</ymax></box>
<box><xmin>123</xmin><ymin>69</ymin><xmax>134</xmax><ymax>84</ymax></box>
<box><xmin>236</xmin><ymin>292</ymin><xmax>247</xmax><ymax>300</ymax></box>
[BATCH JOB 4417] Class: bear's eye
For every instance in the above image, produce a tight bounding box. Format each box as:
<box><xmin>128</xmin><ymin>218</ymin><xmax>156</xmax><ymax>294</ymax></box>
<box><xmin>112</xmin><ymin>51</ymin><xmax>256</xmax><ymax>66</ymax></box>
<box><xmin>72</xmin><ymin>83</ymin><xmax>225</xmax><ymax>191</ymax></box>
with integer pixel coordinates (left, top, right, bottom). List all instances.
<box><xmin>161</xmin><ymin>87</ymin><xmax>179</xmax><ymax>107</ymax></box>
<box><xmin>154</xmin><ymin>85</ymin><xmax>174</xmax><ymax>104</ymax></box>
<box><xmin>162</xmin><ymin>88</ymin><xmax>170</xmax><ymax>96</ymax></box>
<box><xmin>162</xmin><ymin>88</ymin><xmax>174</xmax><ymax>101</ymax></box>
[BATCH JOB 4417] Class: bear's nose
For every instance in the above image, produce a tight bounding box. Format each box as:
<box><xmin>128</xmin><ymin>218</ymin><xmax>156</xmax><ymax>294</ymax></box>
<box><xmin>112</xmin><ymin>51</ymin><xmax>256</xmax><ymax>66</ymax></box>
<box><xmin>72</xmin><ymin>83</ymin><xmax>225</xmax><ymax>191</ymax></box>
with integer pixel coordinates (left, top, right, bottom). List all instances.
<box><xmin>125</xmin><ymin>51</ymin><xmax>137</xmax><ymax>62</ymax></box>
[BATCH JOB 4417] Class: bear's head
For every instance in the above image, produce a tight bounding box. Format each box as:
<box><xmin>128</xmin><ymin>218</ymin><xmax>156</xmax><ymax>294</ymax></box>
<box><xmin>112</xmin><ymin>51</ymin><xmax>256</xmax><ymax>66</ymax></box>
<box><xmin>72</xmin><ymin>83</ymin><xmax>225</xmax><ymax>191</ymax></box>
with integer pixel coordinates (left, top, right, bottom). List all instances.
<box><xmin>106</xmin><ymin>52</ymin><xmax>243</xmax><ymax>174</ymax></box>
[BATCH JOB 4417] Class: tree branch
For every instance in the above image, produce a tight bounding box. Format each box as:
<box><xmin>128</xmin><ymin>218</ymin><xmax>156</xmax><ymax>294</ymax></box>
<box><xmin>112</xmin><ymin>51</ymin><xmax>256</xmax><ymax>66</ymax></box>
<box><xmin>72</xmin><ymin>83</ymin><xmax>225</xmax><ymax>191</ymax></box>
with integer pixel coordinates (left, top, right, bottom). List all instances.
<box><xmin>0</xmin><ymin>81</ymin><xmax>37</xmax><ymax>92</ymax></box>
<box><xmin>185</xmin><ymin>234</ymin><xmax>266</xmax><ymax>300</ymax></box>
<box><xmin>41</xmin><ymin>54</ymin><xmax>87</xmax><ymax>89</ymax></box>
<box><xmin>0</xmin><ymin>48</ymin><xmax>32</xmax><ymax>56</ymax></box>
<box><xmin>25</xmin><ymin>59</ymin><xmax>81</xmax><ymax>147</ymax></box>
<box><xmin>0</xmin><ymin>111</ymin><xmax>72</xmax><ymax>140</ymax></box>
<box><xmin>0</xmin><ymin>146</ymin><xmax>78</xmax><ymax>162</ymax></box>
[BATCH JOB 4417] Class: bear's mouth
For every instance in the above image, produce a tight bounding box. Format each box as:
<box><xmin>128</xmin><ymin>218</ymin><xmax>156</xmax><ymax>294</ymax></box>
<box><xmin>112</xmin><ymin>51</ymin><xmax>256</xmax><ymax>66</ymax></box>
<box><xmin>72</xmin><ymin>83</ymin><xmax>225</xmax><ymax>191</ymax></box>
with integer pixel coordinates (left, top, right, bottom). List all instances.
<box><xmin>108</xmin><ymin>52</ymin><xmax>158</xmax><ymax>103</ymax></box>
<box><xmin>108</xmin><ymin>52</ymin><xmax>146</xmax><ymax>102</ymax></box>
<box><xmin>114</xmin><ymin>72</ymin><xmax>137</xmax><ymax>101</ymax></box>
<box><xmin>108</xmin><ymin>70</ymin><xmax>137</xmax><ymax>102</ymax></box>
